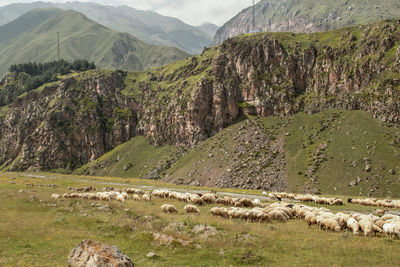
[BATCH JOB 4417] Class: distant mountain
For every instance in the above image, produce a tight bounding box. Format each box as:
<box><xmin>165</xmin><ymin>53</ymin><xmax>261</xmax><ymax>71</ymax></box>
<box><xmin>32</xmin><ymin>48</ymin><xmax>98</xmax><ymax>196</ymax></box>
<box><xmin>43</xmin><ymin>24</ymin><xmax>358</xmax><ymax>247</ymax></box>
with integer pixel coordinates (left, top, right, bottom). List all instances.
<box><xmin>214</xmin><ymin>0</ymin><xmax>400</xmax><ymax>44</ymax></box>
<box><xmin>197</xmin><ymin>23</ymin><xmax>219</xmax><ymax>39</ymax></box>
<box><xmin>0</xmin><ymin>8</ymin><xmax>189</xmax><ymax>78</ymax></box>
<box><xmin>0</xmin><ymin>1</ymin><xmax>213</xmax><ymax>54</ymax></box>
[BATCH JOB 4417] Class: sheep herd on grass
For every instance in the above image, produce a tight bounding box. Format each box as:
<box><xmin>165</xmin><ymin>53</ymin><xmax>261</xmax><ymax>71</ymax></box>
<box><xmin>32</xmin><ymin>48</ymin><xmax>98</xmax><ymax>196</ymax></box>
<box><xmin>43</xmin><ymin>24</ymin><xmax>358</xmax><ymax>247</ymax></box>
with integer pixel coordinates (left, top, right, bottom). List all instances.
<box><xmin>265</xmin><ymin>191</ymin><xmax>344</xmax><ymax>206</ymax></box>
<box><xmin>54</xmin><ymin>187</ymin><xmax>400</xmax><ymax>239</ymax></box>
<box><xmin>151</xmin><ymin>189</ymin><xmax>262</xmax><ymax>208</ymax></box>
<box><xmin>62</xmin><ymin>191</ymin><xmax>129</xmax><ymax>202</ymax></box>
<box><xmin>210</xmin><ymin>202</ymin><xmax>400</xmax><ymax>238</ymax></box>
<box><xmin>349</xmin><ymin>198</ymin><xmax>400</xmax><ymax>209</ymax></box>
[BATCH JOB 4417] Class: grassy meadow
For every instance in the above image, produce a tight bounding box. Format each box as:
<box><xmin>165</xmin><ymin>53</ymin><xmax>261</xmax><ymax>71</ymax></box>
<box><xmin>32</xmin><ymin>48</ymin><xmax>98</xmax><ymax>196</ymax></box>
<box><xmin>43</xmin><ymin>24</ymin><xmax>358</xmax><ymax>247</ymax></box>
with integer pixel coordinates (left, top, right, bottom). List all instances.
<box><xmin>0</xmin><ymin>172</ymin><xmax>399</xmax><ymax>266</ymax></box>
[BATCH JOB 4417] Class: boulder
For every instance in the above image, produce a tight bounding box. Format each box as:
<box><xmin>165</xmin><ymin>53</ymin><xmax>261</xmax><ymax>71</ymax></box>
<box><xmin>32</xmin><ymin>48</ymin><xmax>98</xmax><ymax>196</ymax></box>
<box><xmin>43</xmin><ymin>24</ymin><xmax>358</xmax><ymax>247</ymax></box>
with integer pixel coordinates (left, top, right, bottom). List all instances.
<box><xmin>68</xmin><ymin>240</ymin><xmax>134</xmax><ymax>267</ymax></box>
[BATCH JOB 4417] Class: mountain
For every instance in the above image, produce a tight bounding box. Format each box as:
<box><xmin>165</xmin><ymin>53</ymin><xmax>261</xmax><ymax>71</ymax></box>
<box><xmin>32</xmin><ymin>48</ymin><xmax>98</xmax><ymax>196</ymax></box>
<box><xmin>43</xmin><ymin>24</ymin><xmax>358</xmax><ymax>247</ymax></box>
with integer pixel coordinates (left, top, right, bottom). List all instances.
<box><xmin>0</xmin><ymin>8</ymin><xmax>189</xmax><ymax>78</ymax></box>
<box><xmin>1</xmin><ymin>19</ymin><xmax>400</xmax><ymax>196</ymax></box>
<box><xmin>0</xmin><ymin>1</ymin><xmax>213</xmax><ymax>54</ymax></box>
<box><xmin>214</xmin><ymin>0</ymin><xmax>400</xmax><ymax>44</ymax></box>
<box><xmin>197</xmin><ymin>23</ymin><xmax>220</xmax><ymax>39</ymax></box>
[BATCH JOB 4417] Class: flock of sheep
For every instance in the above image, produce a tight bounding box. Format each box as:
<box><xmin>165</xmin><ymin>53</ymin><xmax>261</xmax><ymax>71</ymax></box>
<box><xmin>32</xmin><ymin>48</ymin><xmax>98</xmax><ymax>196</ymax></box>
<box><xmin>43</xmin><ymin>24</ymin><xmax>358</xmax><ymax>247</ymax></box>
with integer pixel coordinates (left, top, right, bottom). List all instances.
<box><xmin>210</xmin><ymin>202</ymin><xmax>400</xmax><ymax>238</ymax></box>
<box><xmin>349</xmin><ymin>198</ymin><xmax>400</xmax><ymax>209</ymax></box>
<box><xmin>53</xmin><ymin>187</ymin><xmax>400</xmax><ymax>238</ymax></box>
<box><xmin>265</xmin><ymin>191</ymin><xmax>344</xmax><ymax>205</ymax></box>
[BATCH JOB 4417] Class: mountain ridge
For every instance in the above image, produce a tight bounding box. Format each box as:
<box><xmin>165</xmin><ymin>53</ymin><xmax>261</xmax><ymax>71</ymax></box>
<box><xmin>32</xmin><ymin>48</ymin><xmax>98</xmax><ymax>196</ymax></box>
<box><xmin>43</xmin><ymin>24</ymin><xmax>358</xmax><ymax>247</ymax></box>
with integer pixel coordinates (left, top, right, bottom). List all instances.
<box><xmin>214</xmin><ymin>0</ymin><xmax>400</xmax><ymax>44</ymax></box>
<box><xmin>0</xmin><ymin>1</ymin><xmax>213</xmax><ymax>54</ymax></box>
<box><xmin>0</xmin><ymin>8</ymin><xmax>189</xmax><ymax>78</ymax></box>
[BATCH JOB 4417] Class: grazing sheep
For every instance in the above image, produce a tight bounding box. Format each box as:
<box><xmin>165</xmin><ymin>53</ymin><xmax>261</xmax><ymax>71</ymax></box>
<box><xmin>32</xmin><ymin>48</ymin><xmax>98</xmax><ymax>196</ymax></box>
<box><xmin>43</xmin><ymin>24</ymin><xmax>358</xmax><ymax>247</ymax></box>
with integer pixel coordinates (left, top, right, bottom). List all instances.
<box><xmin>132</xmin><ymin>194</ymin><xmax>141</xmax><ymax>201</ymax></box>
<box><xmin>161</xmin><ymin>204</ymin><xmax>178</xmax><ymax>214</ymax></box>
<box><xmin>383</xmin><ymin>222</ymin><xmax>400</xmax><ymax>238</ymax></box>
<box><xmin>201</xmin><ymin>193</ymin><xmax>216</xmax><ymax>204</ymax></box>
<box><xmin>142</xmin><ymin>193</ymin><xmax>151</xmax><ymax>202</ymax></box>
<box><xmin>347</xmin><ymin>217</ymin><xmax>360</xmax><ymax>235</ymax></box>
<box><xmin>184</xmin><ymin>205</ymin><xmax>200</xmax><ymax>214</ymax></box>
<box><xmin>124</xmin><ymin>188</ymin><xmax>145</xmax><ymax>194</ymax></box>
<box><xmin>305</xmin><ymin>212</ymin><xmax>317</xmax><ymax>227</ymax></box>
<box><xmin>116</xmin><ymin>193</ymin><xmax>126</xmax><ymax>203</ymax></box>
<box><xmin>51</xmin><ymin>194</ymin><xmax>61</xmax><ymax>200</ymax></box>
<box><xmin>252</xmin><ymin>199</ymin><xmax>262</xmax><ymax>207</ymax></box>
<box><xmin>359</xmin><ymin>218</ymin><xmax>375</xmax><ymax>236</ymax></box>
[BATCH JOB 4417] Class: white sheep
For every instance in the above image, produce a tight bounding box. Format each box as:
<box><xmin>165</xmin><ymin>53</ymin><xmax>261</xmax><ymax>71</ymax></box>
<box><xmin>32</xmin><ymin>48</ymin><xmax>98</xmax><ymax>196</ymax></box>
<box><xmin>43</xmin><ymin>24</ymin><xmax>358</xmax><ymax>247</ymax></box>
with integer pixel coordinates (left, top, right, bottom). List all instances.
<box><xmin>161</xmin><ymin>204</ymin><xmax>178</xmax><ymax>214</ymax></box>
<box><xmin>184</xmin><ymin>204</ymin><xmax>200</xmax><ymax>214</ymax></box>
<box><xmin>142</xmin><ymin>193</ymin><xmax>151</xmax><ymax>202</ymax></box>
<box><xmin>51</xmin><ymin>194</ymin><xmax>61</xmax><ymax>199</ymax></box>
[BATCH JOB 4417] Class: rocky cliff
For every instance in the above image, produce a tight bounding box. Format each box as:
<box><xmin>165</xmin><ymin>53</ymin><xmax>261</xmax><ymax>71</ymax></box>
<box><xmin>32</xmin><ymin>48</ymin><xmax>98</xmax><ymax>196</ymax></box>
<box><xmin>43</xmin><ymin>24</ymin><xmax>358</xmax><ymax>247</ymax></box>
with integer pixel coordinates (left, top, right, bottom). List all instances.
<box><xmin>214</xmin><ymin>0</ymin><xmax>400</xmax><ymax>44</ymax></box>
<box><xmin>0</xmin><ymin>19</ymin><xmax>400</xmax><ymax>173</ymax></box>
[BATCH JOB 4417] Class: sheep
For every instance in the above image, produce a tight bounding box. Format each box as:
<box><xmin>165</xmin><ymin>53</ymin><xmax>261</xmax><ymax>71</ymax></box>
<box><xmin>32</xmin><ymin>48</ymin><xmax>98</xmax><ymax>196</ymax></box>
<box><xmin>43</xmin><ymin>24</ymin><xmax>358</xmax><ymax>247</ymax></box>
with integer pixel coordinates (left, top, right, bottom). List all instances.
<box><xmin>184</xmin><ymin>204</ymin><xmax>200</xmax><ymax>214</ymax></box>
<box><xmin>201</xmin><ymin>193</ymin><xmax>216</xmax><ymax>204</ymax></box>
<box><xmin>268</xmin><ymin>209</ymin><xmax>289</xmax><ymax>222</ymax></box>
<box><xmin>132</xmin><ymin>194</ymin><xmax>141</xmax><ymax>201</ymax></box>
<box><xmin>359</xmin><ymin>218</ymin><xmax>375</xmax><ymax>236</ymax></box>
<box><xmin>252</xmin><ymin>199</ymin><xmax>262</xmax><ymax>207</ymax></box>
<box><xmin>142</xmin><ymin>193</ymin><xmax>151</xmax><ymax>202</ymax></box>
<box><xmin>237</xmin><ymin>198</ymin><xmax>254</xmax><ymax>207</ymax></box>
<box><xmin>116</xmin><ymin>193</ymin><xmax>126</xmax><ymax>203</ymax></box>
<box><xmin>320</xmin><ymin>218</ymin><xmax>341</xmax><ymax>232</ymax></box>
<box><xmin>335</xmin><ymin>212</ymin><xmax>351</xmax><ymax>228</ymax></box>
<box><xmin>161</xmin><ymin>204</ymin><xmax>178</xmax><ymax>214</ymax></box>
<box><xmin>346</xmin><ymin>217</ymin><xmax>360</xmax><ymax>235</ymax></box>
<box><xmin>383</xmin><ymin>222</ymin><xmax>400</xmax><ymax>238</ymax></box>
<box><xmin>211</xmin><ymin>207</ymin><xmax>229</xmax><ymax>218</ymax></box>
<box><xmin>51</xmin><ymin>193</ymin><xmax>61</xmax><ymax>199</ymax></box>
<box><xmin>305</xmin><ymin>212</ymin><xmax>317</xmax><ymax>227</ymax></box>
<box><xmin>124</xmin><ymin>188</ymin><xmax>145</xmax><ymax>194</ymax></box>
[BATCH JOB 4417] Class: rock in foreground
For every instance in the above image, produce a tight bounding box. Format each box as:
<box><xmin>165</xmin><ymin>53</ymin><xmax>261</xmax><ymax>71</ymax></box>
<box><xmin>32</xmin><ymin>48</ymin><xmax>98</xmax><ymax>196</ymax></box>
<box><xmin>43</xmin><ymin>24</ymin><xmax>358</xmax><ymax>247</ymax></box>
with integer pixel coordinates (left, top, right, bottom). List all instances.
<box><xmin>68</xmin><ymin>240</ymin><xmax>134</xmax><ymax>267</ymax></box>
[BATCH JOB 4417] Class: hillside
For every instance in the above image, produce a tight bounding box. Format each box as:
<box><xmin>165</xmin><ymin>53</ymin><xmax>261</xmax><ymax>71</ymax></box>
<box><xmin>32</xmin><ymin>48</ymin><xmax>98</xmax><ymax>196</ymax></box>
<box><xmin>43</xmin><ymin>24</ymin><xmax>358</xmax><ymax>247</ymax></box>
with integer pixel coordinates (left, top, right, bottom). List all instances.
<box><xmin>77</xmin><ymin>110</ymin><xmax>400</xmax><ymax>197</ymax></box>
<box><xmin>214</xmin><ymin>0</ymin><xmax>400</xmax><ymax>44</ymax></box>
<box><xmin>197</xmin><ymin>23</ymin><xmax>220</xmax><ymax>39</ymax></box>
<box><xmin>1</xmin><ymin>19</ymin><xmax>400</xmax><ymax>196</ymax></box>
<box><xmin>0</xmin><ymin>1</ymin><xmax>212</xmax><ymax>54</ymax></box>
<box><xmin>0</xmin><ymin>8</ymin><xmax>189</xmax><ymax>78</ymax></box>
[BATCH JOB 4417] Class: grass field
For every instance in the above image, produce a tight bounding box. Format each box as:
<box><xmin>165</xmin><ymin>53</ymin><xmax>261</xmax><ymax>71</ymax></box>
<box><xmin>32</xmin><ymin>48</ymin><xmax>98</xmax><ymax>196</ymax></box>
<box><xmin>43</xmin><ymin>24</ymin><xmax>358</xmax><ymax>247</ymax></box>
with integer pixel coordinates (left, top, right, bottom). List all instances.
<box><xmin>0</xmin><ymin>172</ymin><xmax>399</xmax><ymax>266</ymax></box>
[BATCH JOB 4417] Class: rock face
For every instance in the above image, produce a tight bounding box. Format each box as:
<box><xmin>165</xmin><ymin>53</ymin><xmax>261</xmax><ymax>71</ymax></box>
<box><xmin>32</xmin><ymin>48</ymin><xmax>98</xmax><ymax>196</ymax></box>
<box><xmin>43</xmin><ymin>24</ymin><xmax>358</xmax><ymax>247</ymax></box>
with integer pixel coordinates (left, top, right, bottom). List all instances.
<box><xmin>1</xmin><ymin>20</ymin><xmax>400</xmax><ymax>173</ymax></box>
<box><xmin>214</xmin><ymin>0</ymin><xmax>400</xmax><ymax>44</ymax></box>
<box><xmin>68</xmin><ymin>240</ymin><xmax>134</xmax><ymax>267</ymax></box>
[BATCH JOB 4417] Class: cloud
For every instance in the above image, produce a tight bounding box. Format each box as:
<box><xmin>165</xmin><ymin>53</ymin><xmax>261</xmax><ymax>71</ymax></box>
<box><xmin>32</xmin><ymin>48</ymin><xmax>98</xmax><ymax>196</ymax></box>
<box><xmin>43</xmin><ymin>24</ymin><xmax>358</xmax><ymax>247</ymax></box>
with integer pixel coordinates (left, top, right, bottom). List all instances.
<box><xmin>0</xmin><ymin>0</ymin><xmax>259</xmax><ymax>26</ymax></box>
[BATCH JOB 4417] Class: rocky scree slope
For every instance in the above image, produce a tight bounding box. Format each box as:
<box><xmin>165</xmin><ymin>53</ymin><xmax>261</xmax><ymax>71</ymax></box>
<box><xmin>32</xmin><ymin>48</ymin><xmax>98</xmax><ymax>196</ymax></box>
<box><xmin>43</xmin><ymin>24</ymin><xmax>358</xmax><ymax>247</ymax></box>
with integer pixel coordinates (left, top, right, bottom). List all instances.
<box><xmin>0</xmin><ymin>20</ymin><xmax>400</xmax><ymax>179</ymax></box>
<box><xmin>214</xmin><ymin>0</ymin><xmax>400</xmax><ymax>44</ymax></box>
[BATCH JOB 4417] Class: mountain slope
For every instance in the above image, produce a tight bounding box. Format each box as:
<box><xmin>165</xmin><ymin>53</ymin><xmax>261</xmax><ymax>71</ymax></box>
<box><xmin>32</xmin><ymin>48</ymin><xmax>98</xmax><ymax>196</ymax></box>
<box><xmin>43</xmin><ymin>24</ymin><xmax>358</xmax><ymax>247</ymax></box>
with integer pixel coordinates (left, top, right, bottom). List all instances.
<box><xmin>0</xmin><ymin>1</ymin><xmax>212</xmax><ymax>54</ymax></box>
<box><xmin>0</xmin><ymin>8</ymin><xmax>189</xmax><ymax>78</ymax></box>
<box><xmin>197</xmin><ymin>23</ymin><xmax>220</xmax><ymax>39</ymax></box>
<box><xmin>77</xmin><ymin>110</ymin><xmax>400</xmax><ymax>197</ymax></box>
<box><xmin>214</xmin><ymin>0</ymin><xmax>400</xmax><ymax>44</ymax></box>
<box><xmin>1</xmin><ymin>20</ymin><xmax>400</xmax><ymax>196</ymax></box>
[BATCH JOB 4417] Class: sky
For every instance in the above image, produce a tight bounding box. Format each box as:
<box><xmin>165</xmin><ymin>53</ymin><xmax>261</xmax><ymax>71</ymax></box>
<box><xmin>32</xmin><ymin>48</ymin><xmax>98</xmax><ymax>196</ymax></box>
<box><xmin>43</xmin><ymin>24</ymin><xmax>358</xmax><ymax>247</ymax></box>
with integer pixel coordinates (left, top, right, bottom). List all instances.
<box><xmin>0</xmin><ymin>0</ymin><xmax>261</xmax><ymax>26</ymax></box>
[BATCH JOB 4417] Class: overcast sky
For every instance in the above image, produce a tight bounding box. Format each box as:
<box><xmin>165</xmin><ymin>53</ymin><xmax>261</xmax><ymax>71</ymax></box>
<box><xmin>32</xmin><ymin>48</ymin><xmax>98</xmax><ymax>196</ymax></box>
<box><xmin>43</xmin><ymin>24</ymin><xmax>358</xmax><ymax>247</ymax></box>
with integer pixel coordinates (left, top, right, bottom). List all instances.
<box><xmin>0</xmin><ymin>0</ymin><xmax>261</xmax><ymax>26</ymax></box>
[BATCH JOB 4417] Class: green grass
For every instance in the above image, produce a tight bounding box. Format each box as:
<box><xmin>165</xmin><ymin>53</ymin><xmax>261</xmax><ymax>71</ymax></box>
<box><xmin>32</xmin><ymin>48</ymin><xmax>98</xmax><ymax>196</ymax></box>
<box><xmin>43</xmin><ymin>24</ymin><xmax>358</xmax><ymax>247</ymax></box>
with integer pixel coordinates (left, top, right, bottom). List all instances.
<box><xmin>75</xmin><ymin>136</ymin><xmax>179</xmax><ymax>179</ymax></box>
<box><xmin>284</xmin><ymin>110</ymin><xmax>400</xmax><ymax>197</ymax></box>
<box><xmin>0</xmin><ymin>172</ymin><xmax>399</xmax><ymax>266</ymax></box>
